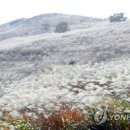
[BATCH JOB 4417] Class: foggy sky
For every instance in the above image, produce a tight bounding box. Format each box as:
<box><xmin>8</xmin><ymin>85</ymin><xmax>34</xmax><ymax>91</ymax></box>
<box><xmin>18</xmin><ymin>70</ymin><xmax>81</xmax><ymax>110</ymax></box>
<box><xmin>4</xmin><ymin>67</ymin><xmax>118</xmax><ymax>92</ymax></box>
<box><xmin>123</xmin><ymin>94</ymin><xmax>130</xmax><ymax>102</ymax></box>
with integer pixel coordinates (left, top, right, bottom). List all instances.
<box><xmin>0</xmin><ymin>0</ymin><xmax>129</xmax><ymax>24</ymax></box>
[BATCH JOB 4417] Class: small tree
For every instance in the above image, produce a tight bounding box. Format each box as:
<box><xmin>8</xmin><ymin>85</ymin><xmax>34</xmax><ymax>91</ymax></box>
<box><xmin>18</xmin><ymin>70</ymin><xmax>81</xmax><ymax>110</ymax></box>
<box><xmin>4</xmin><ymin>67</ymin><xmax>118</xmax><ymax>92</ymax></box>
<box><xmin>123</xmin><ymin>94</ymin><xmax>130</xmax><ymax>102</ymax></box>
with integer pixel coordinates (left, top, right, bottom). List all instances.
<box><xmin>55</xmin><ymin>22</ymin><xmax>70</xmax><ymax>33</ymax></box>
<box><xmin>109</xmin><ymin>13</ymin><xmax>127</xmax><ymax>22</ymax></box>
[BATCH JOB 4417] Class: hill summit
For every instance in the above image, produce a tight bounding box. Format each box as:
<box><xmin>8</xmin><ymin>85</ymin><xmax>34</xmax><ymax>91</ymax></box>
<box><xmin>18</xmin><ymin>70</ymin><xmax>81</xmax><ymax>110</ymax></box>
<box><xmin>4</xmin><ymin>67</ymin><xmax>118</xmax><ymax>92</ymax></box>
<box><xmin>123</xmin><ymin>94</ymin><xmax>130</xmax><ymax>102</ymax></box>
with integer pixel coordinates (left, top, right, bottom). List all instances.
<box><xmin>0</xmin><ymin>13</ymin><xmax>102</xmax><ymax>41</ymax></box>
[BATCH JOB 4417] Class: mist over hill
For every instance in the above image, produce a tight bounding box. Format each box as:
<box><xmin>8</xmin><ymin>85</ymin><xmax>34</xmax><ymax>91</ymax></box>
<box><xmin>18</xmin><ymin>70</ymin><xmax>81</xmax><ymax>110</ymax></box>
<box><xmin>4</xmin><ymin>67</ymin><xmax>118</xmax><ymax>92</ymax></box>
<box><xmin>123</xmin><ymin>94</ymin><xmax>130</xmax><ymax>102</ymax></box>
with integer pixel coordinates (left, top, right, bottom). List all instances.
<box><xmin>0</xmin><ymin>13</ymin><xmax>102</xmax><ymax>41</ymax></box>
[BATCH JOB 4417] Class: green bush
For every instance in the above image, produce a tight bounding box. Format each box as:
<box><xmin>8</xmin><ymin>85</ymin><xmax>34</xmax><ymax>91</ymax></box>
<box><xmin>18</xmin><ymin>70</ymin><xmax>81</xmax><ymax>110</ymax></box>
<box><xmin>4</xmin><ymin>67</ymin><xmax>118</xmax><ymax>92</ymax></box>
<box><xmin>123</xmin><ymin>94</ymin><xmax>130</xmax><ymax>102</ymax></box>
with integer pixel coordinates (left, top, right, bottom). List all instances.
<box><xmin>55</xmin><ymin>22</ymin><xmax>70</xmax><ymax>33</ymax></box>
<box><xmin>109</xmin><ymin>13</ymin><xmax>127</xmax><ymax>22</ymax></box>
<box><xmin>69</xmin><ymin>60</ymin><xmax>76</xmax><ymax>65</ymax></box>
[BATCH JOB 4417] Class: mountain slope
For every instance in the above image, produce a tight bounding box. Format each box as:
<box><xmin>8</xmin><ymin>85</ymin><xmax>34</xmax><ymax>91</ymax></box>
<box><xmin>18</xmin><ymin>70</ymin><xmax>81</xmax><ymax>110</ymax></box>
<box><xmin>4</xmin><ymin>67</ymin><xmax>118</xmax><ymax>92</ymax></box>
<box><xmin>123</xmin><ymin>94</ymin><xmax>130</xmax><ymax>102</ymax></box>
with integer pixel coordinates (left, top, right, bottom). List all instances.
<box><xmin>0</xmin><ymin>20</ymin><xmax>130</xmax><ymax>112</ymax></box>
<box><xmin>0</xmin><ymin>13</ymin><xmax>102</xmax><ymax>41</ymax></box>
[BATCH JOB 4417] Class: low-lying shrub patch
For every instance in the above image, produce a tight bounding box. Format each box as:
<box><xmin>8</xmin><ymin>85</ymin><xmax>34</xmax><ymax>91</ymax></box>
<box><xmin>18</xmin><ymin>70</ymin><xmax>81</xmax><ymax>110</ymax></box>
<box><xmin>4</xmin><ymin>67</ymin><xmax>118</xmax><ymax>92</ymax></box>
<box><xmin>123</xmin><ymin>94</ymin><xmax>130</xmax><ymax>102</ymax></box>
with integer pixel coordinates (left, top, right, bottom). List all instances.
<box><xmin>0</xmin><ymin>98</ymin><xmax>130</xmax><ymax>130</ymax></box>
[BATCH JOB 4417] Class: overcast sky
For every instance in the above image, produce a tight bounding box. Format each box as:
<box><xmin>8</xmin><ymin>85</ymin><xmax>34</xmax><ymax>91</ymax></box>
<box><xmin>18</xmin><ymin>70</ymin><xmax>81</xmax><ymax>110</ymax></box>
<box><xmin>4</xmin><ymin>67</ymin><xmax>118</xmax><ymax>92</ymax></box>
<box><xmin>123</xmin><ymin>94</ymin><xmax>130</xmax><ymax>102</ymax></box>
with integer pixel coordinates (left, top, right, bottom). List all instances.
<box><xmin>0</xmin><ymin>0</ymin><xmax>129</xmax><ymax>24</ymax></box>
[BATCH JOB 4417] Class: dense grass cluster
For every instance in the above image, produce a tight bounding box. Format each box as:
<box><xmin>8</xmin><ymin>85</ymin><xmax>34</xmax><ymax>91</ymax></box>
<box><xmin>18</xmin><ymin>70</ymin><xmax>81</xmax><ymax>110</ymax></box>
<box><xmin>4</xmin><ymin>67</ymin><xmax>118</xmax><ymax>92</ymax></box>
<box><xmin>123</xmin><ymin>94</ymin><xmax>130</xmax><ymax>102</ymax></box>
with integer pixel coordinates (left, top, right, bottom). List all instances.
<box><xmin>0</xmin><ymin>98</ymin><xmax>130</xmax><ymax>130</ymax></box>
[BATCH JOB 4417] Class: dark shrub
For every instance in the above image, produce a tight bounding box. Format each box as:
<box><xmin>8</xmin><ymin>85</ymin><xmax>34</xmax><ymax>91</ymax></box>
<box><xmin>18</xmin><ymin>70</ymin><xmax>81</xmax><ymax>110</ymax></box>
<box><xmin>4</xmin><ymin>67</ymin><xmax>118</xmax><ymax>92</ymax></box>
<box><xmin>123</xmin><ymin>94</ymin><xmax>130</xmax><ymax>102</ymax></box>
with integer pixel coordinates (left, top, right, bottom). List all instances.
<box><xmin>69</xmin><ymin>60</ymin><xmax>76</xmax><ymax>65</ymax></box>
<box><xmin>109</xmin><ymin>13</ymin><xmax>127</xmax><ymax>22</ymax></box>
<box><xmin>55</xmin><ymin>22</ymin><xmax>70</xmax><ymax>33</ymax></box>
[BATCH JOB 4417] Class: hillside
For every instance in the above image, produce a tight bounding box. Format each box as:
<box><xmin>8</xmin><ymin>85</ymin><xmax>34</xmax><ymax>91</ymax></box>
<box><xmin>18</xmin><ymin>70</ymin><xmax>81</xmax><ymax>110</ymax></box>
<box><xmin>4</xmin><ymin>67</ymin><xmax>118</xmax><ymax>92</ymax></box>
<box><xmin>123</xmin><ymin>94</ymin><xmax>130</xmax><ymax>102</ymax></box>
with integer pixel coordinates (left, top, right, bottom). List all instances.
<box><xmin>0</xmin><ymin>19</ymin><xmax>130</xmax><ymax>113</ymax></box>
<box><xmin>0</xmin><ymin>13</ymin><xmax>102</xmax><ymax>41</ymax></box>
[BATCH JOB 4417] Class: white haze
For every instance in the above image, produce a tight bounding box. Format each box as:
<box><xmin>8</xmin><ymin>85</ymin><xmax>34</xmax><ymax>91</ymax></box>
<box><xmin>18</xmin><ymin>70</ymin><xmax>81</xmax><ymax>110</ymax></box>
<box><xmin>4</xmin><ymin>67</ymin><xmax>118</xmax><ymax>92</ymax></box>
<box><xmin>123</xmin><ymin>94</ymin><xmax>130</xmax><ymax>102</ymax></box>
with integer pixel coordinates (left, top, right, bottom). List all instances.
<box><xmin>0</xmin><ymin>0</ymin><xmax>129</xmax><ymax>24</ymax></box>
